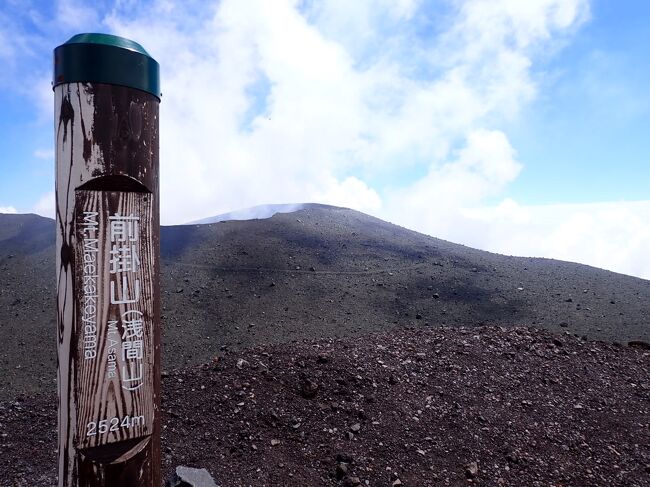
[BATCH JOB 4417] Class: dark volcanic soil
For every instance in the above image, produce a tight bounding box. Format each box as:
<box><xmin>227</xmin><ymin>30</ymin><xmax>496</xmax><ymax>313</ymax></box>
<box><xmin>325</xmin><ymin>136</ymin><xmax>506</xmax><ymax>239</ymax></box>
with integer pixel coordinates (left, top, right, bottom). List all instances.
<box><xmin>2</xmin><ymin>326</ymin><xmax>649</xmax><ymax>486</ymax></box>
<box><xmin>1</xmin><ymin>206</ymin><xmax>649</xmax><ymax>485</ymax></box>
<box><xmin>1</xmin><ymin>206</ymin><xmax>649</xmax><ymax>401</ymax></box>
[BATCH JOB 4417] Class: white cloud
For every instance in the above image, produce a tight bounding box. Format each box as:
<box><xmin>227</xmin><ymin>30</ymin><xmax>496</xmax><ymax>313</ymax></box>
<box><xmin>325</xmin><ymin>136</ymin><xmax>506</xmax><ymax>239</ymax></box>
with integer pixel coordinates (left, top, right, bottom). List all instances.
<box><xmin>101</xmin><ymin>0</ymin><xmax>588</xmax><ymax>224</ymax></box>
<box><xmin>383</xmin><ymin>129</ymin><xmax>522</xmax><ymax>240</ymax></box>
<box><xmin>34</xmin><ymin>148</ymin><xmax>54</xmax><ymax>160</ymax></box>
<box><xmin>315</xmin><ymin>176</ymin><xmax>382</xmax><ymax>212</ymax></box>
<box><xmin>55</xmin><ymin>0</ymin><xmax>99</xmax><ymax>30</ymax></box>
<box><xmin>32</xmin><ymin>191</ymin><xmax>55</xmax><ymax>218</ymax></box>
<box><xmin>0</xmin><ymin>206</ymin><xmax>17</xmax><ymax>214</ymax></box>
<box><xmin>458</xmin><ymin>199</ymin><xmax>650</xmax><ymax>280</ymax></box>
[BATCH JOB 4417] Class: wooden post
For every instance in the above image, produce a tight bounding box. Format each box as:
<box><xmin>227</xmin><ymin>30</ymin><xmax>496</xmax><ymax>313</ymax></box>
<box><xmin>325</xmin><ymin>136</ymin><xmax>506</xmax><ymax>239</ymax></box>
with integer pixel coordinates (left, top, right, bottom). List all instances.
<box><xmin>53</xmin><ymin>34</ymin><xmax>161</xmax><ymax>486</ymax></box>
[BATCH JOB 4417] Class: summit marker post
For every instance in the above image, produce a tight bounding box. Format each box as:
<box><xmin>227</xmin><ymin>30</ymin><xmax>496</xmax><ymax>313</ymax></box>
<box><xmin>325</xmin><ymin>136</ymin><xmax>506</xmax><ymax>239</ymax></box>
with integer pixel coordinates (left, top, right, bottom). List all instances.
<box><xmin>53</xmin><ymin>33</ymin><xmax>161</xmax><ymax>486</ymax></box>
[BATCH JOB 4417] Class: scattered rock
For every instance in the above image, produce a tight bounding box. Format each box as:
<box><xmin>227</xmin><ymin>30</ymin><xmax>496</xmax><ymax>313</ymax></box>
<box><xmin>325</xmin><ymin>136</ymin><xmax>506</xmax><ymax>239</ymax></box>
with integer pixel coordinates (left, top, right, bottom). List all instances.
<box><xmin>317</xmin><ymin>353</ymin><xmax>330</xmax><ymax>364</ymax></box>
<box><xmin>299</xmin><ymin>377</ymin><xmax>319</xmax><ymax>399</ymax></box>
<box><xmin>465</xmin><ymin>461</ymin><xmax>479</xmax><ymax>479</ymax></box>
<box><xmin>342</xmin><ymin>476</ymin><xmax>361</xmax><ymax>487</ymax></box>
<box><xmin>505</xmin><ymin>449</ymin><xmax>520</xmax><ymax>464</ymax></box>
<box><xmin>166</xmin><ymin>466</ymin><xmax>219</xmax><ymax>487</ymax></box>
<box><xmin>336</xmin><ymin>452</ymin><xmax>354</xmax><ymax>464</ymax></box>
<box><xmin>336</xmin><ymin>463</ymin><xmax>349</xmax><ymax>479</ymax></box>
<box><xmin>2</xmin><ymin>325</ymin><xmax>650</xmax><ymax>486</ymax></box>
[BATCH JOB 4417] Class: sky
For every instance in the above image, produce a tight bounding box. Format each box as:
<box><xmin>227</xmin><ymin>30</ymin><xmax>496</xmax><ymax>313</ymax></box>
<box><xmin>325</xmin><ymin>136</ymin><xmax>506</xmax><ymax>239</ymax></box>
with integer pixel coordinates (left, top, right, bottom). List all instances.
<box><xmin>0</xmin><ymin>0</ymin><xmax>649</xmax><ymax>280</ymax></box>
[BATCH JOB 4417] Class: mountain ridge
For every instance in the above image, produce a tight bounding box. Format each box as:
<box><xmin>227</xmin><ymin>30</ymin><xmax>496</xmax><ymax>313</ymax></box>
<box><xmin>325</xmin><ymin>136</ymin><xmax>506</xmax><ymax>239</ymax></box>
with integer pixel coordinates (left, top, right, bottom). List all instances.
<box><xmin>0</xmin><ymin>205</ymin><xmax>648</xmax><ymax>400</ymax></box>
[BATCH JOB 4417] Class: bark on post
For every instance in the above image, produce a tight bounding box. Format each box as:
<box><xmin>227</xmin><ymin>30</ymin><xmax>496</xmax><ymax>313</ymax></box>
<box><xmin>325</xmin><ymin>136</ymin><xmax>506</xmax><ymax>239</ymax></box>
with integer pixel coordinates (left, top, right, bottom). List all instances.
<box><xmin>53</xmin><ymin>34</ymin><xmax>161</xmax><ymax>486</ymax></box>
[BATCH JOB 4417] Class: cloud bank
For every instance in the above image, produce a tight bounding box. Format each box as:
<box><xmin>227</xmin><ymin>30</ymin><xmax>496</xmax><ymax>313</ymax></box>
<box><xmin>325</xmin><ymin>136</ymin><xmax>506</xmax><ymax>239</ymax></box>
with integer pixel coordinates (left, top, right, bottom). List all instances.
<box><xmin>16</xmin><ymin>0</ymin><xmax>650</xmax><ymax>279</ymax></box>
<box><xmin>101</xmin><ymin>0</ymin><xmax>589</xmax><ymax>222</ymax></box>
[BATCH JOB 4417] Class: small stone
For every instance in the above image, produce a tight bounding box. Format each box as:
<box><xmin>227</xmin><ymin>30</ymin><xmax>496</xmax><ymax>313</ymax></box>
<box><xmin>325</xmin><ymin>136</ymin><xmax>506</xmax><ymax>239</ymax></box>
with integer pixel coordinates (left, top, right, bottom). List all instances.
<box><xmin>416</xmin><ymin>313</ymin><xmax>422</xmax><ymax>319</ymax></box>
<box><xmin>271</xmin><ymin>439</ymin><xmax>280</xmax><ymax>446</ymax></box>
<box><xmin>350</xmin><ymin>423</ymin><xmax>361</xmax><ymax>433</ymax></box>
<box><xmin>336</xmin><ymin>463</ymin><xmax>349</xmax><ymax>479</ymax></box>
<box><xmin>336</xmin><ymin>452</ymin><xmax>354</xmax><ymax>464</ymax></box>
<box><xmin>342</xmin><ymin>476</ymin><xmax>361</xmax><ymax>487</ymax></box>
<box><xmin>505</xmin><ymin>450</ymin><xmax>520</xmax><ymax>464</ymax></box>
<box><xmin>317</xmin><ymin>353</ymin><xmax>330</xmax><ymax>364</ymax></box>
<box><xmin>432</xmin><ymin>293</ymin><xmax>440</xmax><ymax>299</ymax></box>
<box><xmin>165</xmin><ymin>466</ymin><xmax>219</xmax><ymax>487</ymax></box>
<box><xmin>299</xmin><ymin>377</ymin><xmax>319</xmax><ymax>399</ymax></box>
<box><xmin>392</xmin><ymin>480</ymin><xmax>403</xmax><ymax>486</ymax></box>
<box><xmin>465</xmin><ymin>461</ymin><xmax>479</xmax><ymax>479</ymax></box>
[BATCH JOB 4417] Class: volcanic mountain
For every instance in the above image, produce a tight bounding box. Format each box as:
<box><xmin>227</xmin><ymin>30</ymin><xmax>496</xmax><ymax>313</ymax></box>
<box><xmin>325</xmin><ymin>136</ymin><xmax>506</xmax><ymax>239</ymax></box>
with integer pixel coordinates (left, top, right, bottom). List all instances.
<box><xmin>2</xmin><ymin>205</ymin><xmax>650</xmax><ymax>486</ymax></box>
<box><xmin>1</xmin><ymin>204</ymin><xmax>649</xmax><ymax>400</ymax></box>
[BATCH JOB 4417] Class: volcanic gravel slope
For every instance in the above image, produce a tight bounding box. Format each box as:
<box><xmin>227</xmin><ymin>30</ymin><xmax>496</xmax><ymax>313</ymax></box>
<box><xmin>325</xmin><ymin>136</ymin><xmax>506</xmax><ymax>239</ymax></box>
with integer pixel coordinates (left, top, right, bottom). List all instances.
<box><xmin>1</xmin><ymin>326</ymin><xmax>649</xmax><ymax>486</ymax></box>
<box><xmin>1</xmin><ymin>206</ymin><xmax>650</xmax><ymax>400</ymax></box>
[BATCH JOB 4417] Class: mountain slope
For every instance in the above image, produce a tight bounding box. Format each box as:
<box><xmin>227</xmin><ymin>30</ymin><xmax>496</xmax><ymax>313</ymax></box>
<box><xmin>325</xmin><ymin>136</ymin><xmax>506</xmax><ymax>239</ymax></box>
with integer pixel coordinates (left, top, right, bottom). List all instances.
<box><xmin>0</xmin><ymin>206</ymin><xmax>649</xmax><ymax>399</ymax></box>
<box><xmin>3</xmin><ymin>326</ymin><xmax>649</xmax><ymax>486</ymax></box>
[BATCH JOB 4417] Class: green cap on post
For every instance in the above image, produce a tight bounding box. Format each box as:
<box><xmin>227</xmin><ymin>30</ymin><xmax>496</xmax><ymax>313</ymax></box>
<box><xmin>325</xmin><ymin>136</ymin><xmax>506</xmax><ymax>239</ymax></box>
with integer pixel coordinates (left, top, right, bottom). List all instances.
<box><xmin>54</xmin><ymin>33</ymin><xmax>160</xmax><ymax>100</ymax></box>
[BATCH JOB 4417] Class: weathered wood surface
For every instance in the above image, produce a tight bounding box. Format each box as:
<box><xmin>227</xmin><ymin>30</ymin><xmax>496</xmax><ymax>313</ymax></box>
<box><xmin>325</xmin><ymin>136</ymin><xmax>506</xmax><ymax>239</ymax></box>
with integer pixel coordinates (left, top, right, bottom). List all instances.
<box><xmin>56</xmin><ymin>82</ymin><xmax>160</xmax><ymax>486</ymax></box>
<box><xmin>74</xmin><ymin>190</ymin><xmax>155</xmax><ymax>449</ymax></box>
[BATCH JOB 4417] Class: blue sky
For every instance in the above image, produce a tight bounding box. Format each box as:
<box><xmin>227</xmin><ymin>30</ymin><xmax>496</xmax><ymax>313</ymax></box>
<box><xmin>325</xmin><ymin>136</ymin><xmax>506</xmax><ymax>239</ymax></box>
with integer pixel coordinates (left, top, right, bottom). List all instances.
<box><xmin>0</xmin><ymin>0</ymin><xmax>649</xmax><ymax>279</ymax></box>
<box><xmin>505</xmin><ymin>0</ymin><xmax>650</xmax><ymax>204</ymax></box>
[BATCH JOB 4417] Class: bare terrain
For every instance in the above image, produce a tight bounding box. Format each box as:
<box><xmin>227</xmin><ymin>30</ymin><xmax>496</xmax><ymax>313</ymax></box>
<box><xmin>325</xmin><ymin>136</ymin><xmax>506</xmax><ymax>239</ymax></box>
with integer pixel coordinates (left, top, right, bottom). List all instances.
<box><xmin>0</xmin><ymin>205</ymin><xmax>649</xmax><ymax>485</ymax></box>
<box><xmin>2</xmin><ymin>327</ymin><xmax>649</xmax><ymax>486</ymax></box>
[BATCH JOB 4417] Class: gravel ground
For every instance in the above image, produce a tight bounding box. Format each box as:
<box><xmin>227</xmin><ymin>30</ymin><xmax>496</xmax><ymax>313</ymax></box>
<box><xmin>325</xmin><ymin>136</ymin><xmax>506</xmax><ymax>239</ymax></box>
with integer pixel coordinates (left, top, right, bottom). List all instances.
<box><xmin>2</xmin><ymin>207</ymin><xmax>650</xmax><ymax>402</ymax></box>
<box><xmin>2</xmin><ymin>326</ymin><xmax>649</xmax><ymax>486</ymax></box>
